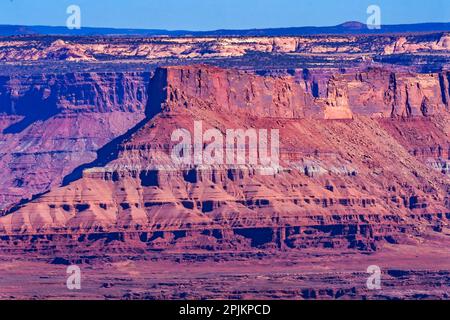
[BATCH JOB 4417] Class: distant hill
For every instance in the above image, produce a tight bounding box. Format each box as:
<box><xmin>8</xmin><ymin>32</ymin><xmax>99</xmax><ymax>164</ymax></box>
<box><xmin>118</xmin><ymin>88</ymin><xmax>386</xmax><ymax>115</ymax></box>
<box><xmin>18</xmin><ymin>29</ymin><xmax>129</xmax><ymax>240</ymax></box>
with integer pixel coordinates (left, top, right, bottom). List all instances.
<box><xmin>1</xmin><ymin>22</ymin><xmax>450</xmax><ymax>37</ymax></box>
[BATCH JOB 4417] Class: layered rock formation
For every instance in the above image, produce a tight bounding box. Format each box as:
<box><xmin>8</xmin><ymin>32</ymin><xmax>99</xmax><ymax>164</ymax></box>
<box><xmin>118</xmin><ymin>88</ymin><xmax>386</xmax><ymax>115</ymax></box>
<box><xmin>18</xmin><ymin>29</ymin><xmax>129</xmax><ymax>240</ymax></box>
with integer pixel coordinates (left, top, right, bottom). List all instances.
<box><xmin>1</xmin><ymin>33</ymin><xmax>449</xmax><ymax>62</ymax></box>
<box><xmin>1</xmin><ymin>65</ymin><xmax>449</xmax><ymax>255</ymax></box>
<box><xmin>153</xmin><ymin>65</ymin><xmax>450</xmax><ymax>119</ymax></box>
<box><xmin>162</xmin><ymin>65</ymin><xmax>318</xmax><ymax>118</ymax></box>
<box><xmin>384</xmin><ymin>34</ymin><xmax>450</xmax><ymax>54</ymax></box>
<box><xmin>322</xmin><ymin>68</ymin><xmax>450</xmax><ymax>118</ymax></box>
<box><xmin>0</xmin><ymin>71</ymin><xmax>150</xmax><ymax>211</ymax></box>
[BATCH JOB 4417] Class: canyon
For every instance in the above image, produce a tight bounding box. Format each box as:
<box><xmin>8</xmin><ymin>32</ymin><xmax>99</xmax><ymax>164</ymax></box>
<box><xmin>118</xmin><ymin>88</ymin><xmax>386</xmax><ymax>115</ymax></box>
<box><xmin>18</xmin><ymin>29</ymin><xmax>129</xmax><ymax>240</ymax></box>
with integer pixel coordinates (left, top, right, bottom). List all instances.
<box><xmin>0</xmin><ymin>32</ymin><xmax>449</xmax><ymax>300</ymax></box>
<box><xmin>1</xmin><ymin>33</ymin><xmax>450</xmax><ymax>62</ymax></box>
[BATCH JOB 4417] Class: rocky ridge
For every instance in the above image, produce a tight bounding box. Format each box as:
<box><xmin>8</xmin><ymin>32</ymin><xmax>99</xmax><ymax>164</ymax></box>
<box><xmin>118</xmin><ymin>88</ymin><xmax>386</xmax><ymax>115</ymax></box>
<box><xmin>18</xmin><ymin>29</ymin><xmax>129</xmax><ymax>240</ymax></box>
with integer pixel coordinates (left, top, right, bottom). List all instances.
<box><xmin>0</xmin><ymin>65</ymin><xmax>449</xmax><ymax>255</ymax></box>
<box><xmin>0</xmin><ymin>71</ymin><xmax>150</xmax><ymax>211</ymax></box>
<box><xmin>1</xmin><ymin>33</ymin><xmax>449</xmax><ymax>62</ymax></box>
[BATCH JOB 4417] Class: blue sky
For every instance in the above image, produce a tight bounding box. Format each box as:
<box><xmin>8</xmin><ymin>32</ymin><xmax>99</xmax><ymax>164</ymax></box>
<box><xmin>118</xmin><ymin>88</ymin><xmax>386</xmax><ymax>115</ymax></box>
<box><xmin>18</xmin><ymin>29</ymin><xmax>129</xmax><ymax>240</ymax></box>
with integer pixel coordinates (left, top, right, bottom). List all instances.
<box><xmin>1</xmin><ymin>0</ymin><xmax>449</xmax><ymax>30</ymax></box>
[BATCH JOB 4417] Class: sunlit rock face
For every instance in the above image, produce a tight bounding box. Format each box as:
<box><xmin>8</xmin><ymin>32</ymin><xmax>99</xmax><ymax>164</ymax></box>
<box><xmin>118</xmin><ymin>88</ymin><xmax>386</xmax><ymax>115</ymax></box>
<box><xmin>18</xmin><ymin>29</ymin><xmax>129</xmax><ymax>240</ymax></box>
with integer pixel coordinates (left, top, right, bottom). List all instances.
<box><xmin>0</xmin><ymin>65</ymin><xmax>448</xmax><ymax>256</ymax></box>
<box><xmin>0</xmin><ymin>28</ymin><xmax>449</xmax><ymax>300</ymax></box>
<box><xmin>1</xmin><ymin>33</ymin><xmax>450</xmax><ymax>62</ymax></box>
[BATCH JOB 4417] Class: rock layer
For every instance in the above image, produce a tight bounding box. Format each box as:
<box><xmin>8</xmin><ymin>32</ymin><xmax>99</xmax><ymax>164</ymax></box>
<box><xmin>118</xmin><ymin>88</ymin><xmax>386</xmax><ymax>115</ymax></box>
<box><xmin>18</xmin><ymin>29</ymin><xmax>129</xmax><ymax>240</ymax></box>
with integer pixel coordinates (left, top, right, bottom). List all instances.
<box><xmin>1</xmin><ymin>65</ymin><xmax>449</xmax><ymax>254</ymax></box>
<box><xmin>0</xmin><ymin>72</ymin><xmax>150</xmax><ymax>211</ymax></box>
<box><xmin>1</xmin><ymin>33</ymin><xmax>449</xmax><ymax>62</ymax></box>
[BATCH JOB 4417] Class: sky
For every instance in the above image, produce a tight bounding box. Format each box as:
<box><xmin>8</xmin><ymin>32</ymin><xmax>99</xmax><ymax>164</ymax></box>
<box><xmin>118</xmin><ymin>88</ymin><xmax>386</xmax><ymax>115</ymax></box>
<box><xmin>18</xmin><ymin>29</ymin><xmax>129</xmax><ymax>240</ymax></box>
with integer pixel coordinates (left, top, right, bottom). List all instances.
<box><xmin>0</xmin><ymin>0</ymin><xmax>449</xmax><ymax>30</ymax></box>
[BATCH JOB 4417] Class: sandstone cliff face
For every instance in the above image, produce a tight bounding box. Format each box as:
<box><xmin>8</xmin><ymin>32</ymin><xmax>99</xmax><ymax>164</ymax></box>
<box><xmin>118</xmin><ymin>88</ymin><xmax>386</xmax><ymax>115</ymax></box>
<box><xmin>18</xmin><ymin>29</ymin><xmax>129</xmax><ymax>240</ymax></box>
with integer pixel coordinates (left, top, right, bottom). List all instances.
<box><xmin>1</xmin><ymin>33</ymin><xmax>449</xmax><ymax>62</ymax></box>
<box><xmin>1</xmin><ymin>65</ymin><xmax>448</xmax><ymax>254</ymax></box>
<box><xmin>0</xmin><ymin>72</ymin><xmax>150</xmax><ymax>211</ymax></box>
<box><xmin>0</xmin><ymin>39</ymin><xmax>95</xmax><ymax>62</ymax></box>
<box><xmin>322</xmin><ymin>68</ymin><xmax>450</xmax><ymax>118</ymax></box>
<box><xmin>157</xmin><ymin>66</ymin><xmax>450</xmax><ymax>120</ymax></box>
<box><xmin>162</xmin><ymin>65</ymin><xmax>317</xmax><ymax>118</ymax></box>
<box><xmin>0</xmin><ymin>72</ymin><xmax>149</xmax><ymax>116</ymax></box>
<box><xmin>383</xmin><ymin>34</ymin><xmax>450</xmax><ymax>54</ymax></box>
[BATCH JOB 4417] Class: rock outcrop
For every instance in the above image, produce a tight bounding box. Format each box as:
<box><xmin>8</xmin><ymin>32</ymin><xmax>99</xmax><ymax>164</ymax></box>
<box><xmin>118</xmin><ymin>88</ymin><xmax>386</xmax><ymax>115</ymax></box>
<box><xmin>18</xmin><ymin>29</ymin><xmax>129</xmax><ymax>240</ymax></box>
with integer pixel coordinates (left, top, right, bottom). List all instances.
<box><xmin>162</xmin><ymin>65</ymin><xmax>318</xmax><ymax>118</ymax></box>
<box><xmin>1</xmin><ymin>33</ymin><xmax>449</xmax><ymax>62</ymax></box>
<box><xmin>1</xmin><ymin>65</ymin><xmax>449</xmax><ymax>255</ymax></box>
<box><xmin>322</xmin><ymin>68</ymin><xmax>450</xmax><ymax>117</ymax></box>
<box><xmin>158</xmin><ymin>65</ymin><xmax>450</xmax><ymax>119</ymax></box>
<box><xmin>0</xmin><ymin>71</ymin><xmax>150</xmax><ymax>211</ymax></box>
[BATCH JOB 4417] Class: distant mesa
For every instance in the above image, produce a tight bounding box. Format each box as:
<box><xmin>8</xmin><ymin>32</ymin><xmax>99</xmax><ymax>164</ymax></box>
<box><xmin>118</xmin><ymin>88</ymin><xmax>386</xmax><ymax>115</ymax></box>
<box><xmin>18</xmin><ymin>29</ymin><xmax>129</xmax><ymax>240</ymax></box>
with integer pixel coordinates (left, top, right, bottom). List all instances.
<box><xmin>1</xmin><ymin>21</ymin><xmax>450</xmax><ymax>37</ymax></box>
<box><xmin>339</xmin><ymin>21</ymin><xmax>367</xmax><ymax>30</ymax></box>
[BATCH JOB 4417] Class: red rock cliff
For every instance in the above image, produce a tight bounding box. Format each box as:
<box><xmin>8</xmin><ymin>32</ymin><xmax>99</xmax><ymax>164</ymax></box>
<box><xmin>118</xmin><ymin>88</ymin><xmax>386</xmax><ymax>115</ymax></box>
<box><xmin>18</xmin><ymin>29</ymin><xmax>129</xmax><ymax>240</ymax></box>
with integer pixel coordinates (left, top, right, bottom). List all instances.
<box><xmin>0</xmin><ymin>72</ymin><xmax>150</xmax><ymax>211</ymax></box>
<box><xmin>155</xmin><ymin>65</ymin><xmax>450</xmax><ymax>120</ymax></box>
<box><xmin>1</xmin><ymin>65</ymin><xmax>448</xmax><ymax>254</ymax></box>
<box><xmin>160</xmin><ymin>65</ymin><xmax>318</xmax><ymax>118</ymax></box>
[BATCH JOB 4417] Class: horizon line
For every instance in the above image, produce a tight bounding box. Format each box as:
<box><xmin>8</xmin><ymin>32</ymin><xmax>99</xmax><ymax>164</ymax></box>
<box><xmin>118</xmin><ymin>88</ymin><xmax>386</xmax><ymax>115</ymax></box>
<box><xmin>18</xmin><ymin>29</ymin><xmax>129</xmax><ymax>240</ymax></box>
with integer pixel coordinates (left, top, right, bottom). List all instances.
<box><xmin>3</xmin><ymin>20</ymin><xmax>450</xmax><ymax>33</ymax></box>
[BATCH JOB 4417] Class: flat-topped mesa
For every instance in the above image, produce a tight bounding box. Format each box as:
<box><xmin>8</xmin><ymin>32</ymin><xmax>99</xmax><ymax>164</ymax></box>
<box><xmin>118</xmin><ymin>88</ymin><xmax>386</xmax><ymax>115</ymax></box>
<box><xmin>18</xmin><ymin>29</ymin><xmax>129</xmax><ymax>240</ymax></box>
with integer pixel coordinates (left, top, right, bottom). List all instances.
<box><xmin>0</xmin><ymin>71</ymin><xmax>150</xmax><ymax>212</ymax></box>
<box><xmin>147</xmin><ymin>65</ymin><xmax>450</xmax><ymax>121</ymax></box>
<box><xmin>155</xmin><ymin>65</ymin><xmax>322</xmax><ymax>119</ymax></box>
<box><xmin>324</xmin><ymin>68</ymin><xmax>450</xmax><ymax>118</ymax></box>
<box><xmin>1</xmin><ymin>65</ymin><xmax>450</xmax><ymax>252</ymax></box>
<box><xmin>1</xmin><ymin>33</ymin><xmax>450</xmax><ymax>63</ymax></box>
<box><xmin>0</xmin><ymin>72</ymin><xmax>150</xmax><ymax>116</ymax></box>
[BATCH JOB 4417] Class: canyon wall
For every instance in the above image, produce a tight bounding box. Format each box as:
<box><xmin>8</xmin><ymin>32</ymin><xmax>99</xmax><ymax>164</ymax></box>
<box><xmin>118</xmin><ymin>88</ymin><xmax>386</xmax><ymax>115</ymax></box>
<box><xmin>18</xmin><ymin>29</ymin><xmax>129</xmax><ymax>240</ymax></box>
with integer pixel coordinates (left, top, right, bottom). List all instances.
<box><xmin>0</xmin><ymin>65</ymin><xmax>449</xmax><ymax>255</ymax></box>
<box><xmin>162</xmin><ymin>65</ymin><xmax>450</xmax><ymax>119</ymax></box>
<box><xmin>1</xmin><ymin>33</ymin><xmax>449</xmax><ymax>62</ymax></box>
<box><xmin>323</xmin><ymin>68</ymin><xmax>450</xmax><ymax>118</ymax></box>
<box><xmin>0</xmin><ymin>72</ymin><xmax>149</xmax><ymax>115</ymax></box>
<box><xmin>162</xmin><ymin>65</ymin><xmax>318</xmax><ymax>118</ymax></box>
<box><xmin>2</xmin><ymin>65</ymin><xmax>450</xmax><ymax>216</ymax></box>
<box><xmin>0</xmin><ymin>71</ymin><xmax>150</xmax><ymax>211</ymax></box>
